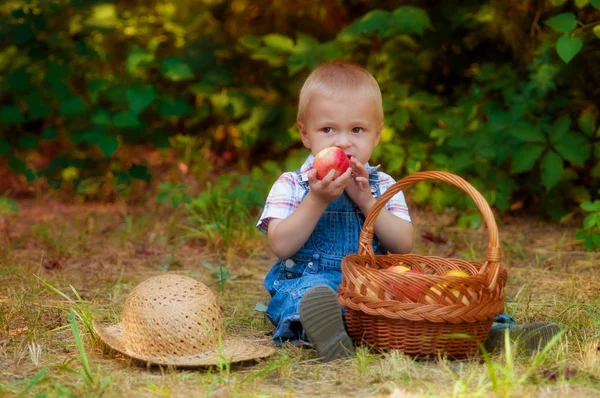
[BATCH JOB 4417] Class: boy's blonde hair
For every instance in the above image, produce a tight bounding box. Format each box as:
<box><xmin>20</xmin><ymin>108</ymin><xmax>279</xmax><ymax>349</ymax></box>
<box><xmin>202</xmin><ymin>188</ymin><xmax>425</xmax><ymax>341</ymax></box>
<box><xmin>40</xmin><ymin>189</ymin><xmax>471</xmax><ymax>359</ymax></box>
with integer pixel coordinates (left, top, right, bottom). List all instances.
<box><xmin>297</xmin><ymin>61</ymin><xmax>383</xmax><ymax>123</ymax></box>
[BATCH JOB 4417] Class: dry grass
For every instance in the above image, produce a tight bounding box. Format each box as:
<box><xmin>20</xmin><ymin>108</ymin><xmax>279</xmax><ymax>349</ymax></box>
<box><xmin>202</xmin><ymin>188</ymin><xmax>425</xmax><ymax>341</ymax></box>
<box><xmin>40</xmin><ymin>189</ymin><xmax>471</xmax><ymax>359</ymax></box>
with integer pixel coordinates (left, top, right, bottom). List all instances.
<box><xmin>1</xmin><ymin>198</ymin><xmax>600</xmax><ymax>397</ymax></box>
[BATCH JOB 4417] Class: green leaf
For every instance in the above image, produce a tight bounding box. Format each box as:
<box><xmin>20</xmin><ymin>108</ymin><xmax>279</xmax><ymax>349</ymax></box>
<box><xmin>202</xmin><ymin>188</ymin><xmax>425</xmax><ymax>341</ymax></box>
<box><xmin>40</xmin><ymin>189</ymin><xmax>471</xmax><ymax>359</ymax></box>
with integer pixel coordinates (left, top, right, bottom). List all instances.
<box><xmin>263</xmin><ymin>34</ymin><xmax>295</xmax><ymax>52</ymax></box>
<box><xmin>578</xmin><ymin>109</ymin><xmax>596</xmax><ymax>136</ymax></box>
<box><xmin>4</xmin><ymin>69</ymin><xmax>31</xmax><ymax>94</ymax></box>
<box><xmin>0</xmin><ymin>196</ymin><xmax>18</xmax><ymax>214</ymax></box>
<box><xmin>449</xmin><ymin>152</ymin><xmax>472</xmax><ymax>172</ymax></box>
<box><xmin>408</xmin><ymin>108</ymin><xmax>430</xmax><ymax>133</ymax></box>
<box><xmin>0</xmin><ymin>106</ymin><xmax>25</xmax><ymax>125</ymax></box>
<box><xmin>156</xmin><ymin>191</ymin><xmax>170</xmax><ymax>202</ymax></box>
<box><xmin>161</xmin><ymin>57</ymin><xmax>194</xmax><ymax>81</ymax></box>
<box><xmin>127</xmin><ymin>49</ymin><xmax>155</xmax><ymax>74</ymax></box>
<box><xmin>581</xmin><ymin>200</ymin><xmax>600</xmax><ymax>212</ymax></box>
<box><xmin>27</xmin><ymin>98</ymin><xmax>51</xmax><ymax>119</ymax></box>
<box><xmin>576</xmin><ymin>229</ymin><xmax>588</xmax><ymax>240</ymax></box>
<box><xmin>239</xmin><ymin>35</ymin><xmax>261</xmax><ymax>50</ymax></box>
<box><xmin>509</xmin><ymin>121</ymin><xmax>546</xmax><ymax>143</ymax></box>
<box><xmin>549</xmin><ymin>115</ymin><xmax>571</xmax><ymax>143</ymax></box>
<box><xmin>126</xmin><ymin>84</ymin><xmax>156</xmax><ymax>115</ymax></box>
<box><xmin>250</xmin><ymin>47</ymin><xmax>283</xmax><ymax>66</ymax></box>
<box><xmin>47</xmin><ymin>61</ymin><xmax>72</xmax><ymax>80</ymax></box>
<box><xmin>8</xmin><ymin>156</ymin><xmax>26</xmax><ymax>175</ymax></box>
<box><xmin>286</xmin><ymin>53</ymin><xmax>307</xmax><ymax>76</ymax></box>
<box><xmin>386</xmin><ymin>6</ymin><xmax>432</xmax><ymax>37</ymax></box>
<box><xmin>129</xmin><ymin>164</ymin><xmax>151</xmax><ymax>182</ymax></box>
<box><xmin>85</xmin><ymin>4</ymin><xmax>118</xmax><ymax>28</ymax></box>
<box><xmin>575</xmin><ymin>0</ymin><xmax>590</xmax><ymax>7</ymax></box>
<box><xmin>158</xmin><ymin>96</ymin><xmax>193</xmax><ymax>118</ymax></box>
<box><xmin>512</xmin><ymin>143</ymin><xmax>545</xmax><ymax>173</ymax></box>
<box><xmin>18</xmin><ymin>133</ymin><xmax>38</xmax><ymax>149</ymax></box>
<box><xmin>97</xmin><ymin>134</ymin><xmax>119</xmax><ymax>157</ymax></box>
<box><xmin>390</xmin><ymin>83</ymin><xmax>409</xmax><ymax>100</ymax></box>
<box><xmin>393</xmin><ymin>108</ymin><xmax>410</xmax><ymax>130</ymax></box>
<box><xmin>556</xmin><ymin>35</ymin><xmax>582</xmax><ymax>64</ymax></box>
<box><xmin>544</xmin><ymin>13</ymin><xmax>577</xmax><ymax>32</ymax></box>
<box><xmin>0</xmin><ymin>140</ymin><xmax>11</xmax><ymax>155</ymax></box>
<box><xmin>540</xmin><ymin>150</ymin><xmax>563</xmax><ymax>190</ymax></box>
<box><xmin>92</xmin><ymin>110</ymin><xmax>111</xmax><ymax>126</ymax></box>
<box><xmin>47</xmin><ymin>78</ymin><xmax>71</xmax><ymax>101</ymax></box>
<box><xmin>338</xmin><ymin>9</ymin><xmax>389</xmax><ymax>40</ymax></box>
<box><xmin>553</xmin><ymin>132</ymin><xmax>590</xmax><ymax>165</ymax></box>
<box><xmin>594</xmin><ymin>25</ymin><xmax>600</xmax><ymax>39</ymax></box>
<box><xmin>592</xmin><ymin>0</ymin><xmax>600</xmax><ymax>9</ymax></box>
<box><xmin>573</xmin><ymin>186</ymin><xmax>591</xmax><ymax>203</ymax></box>
<box><xmin>584</xmin><ymin>214</ymin><xmax>598</xmax><ymax>229</ymax></box>
<box><xmin>113</xmin><ymin>112</ymin><xmax>140</xmax><ymax>128</ymax></box>
<box><xmin>202</xmin><ymin>66</ymin><xmax>233</xmax><ymax>87</ymax></box>
<box><xmin>408</xmin><ymin>91</ymin><xmax>443</xmax><ymax>108</ymax></box>
<box><xmin>59</xmin><ymin>97</ymin><xmax>88</xmax><ymax>118</ymax></box>
<box><xmin>295</xmin><ymin>33</ymin><xmax>320</xmax><ymax>52</ymax></box>
<box><xmin>593</xmin><ymin>233</ymin><xmax>600</xmax><ymax>247</ymax></box>
<box><xmin>87</xmin><ymin>79</ymin><xmax>108</xmax><ymax>104</ymax></box>
<box><xmin>584</xmin><ymin>235</ymin><xmax>595</xmax><ymax>250</ymax></box>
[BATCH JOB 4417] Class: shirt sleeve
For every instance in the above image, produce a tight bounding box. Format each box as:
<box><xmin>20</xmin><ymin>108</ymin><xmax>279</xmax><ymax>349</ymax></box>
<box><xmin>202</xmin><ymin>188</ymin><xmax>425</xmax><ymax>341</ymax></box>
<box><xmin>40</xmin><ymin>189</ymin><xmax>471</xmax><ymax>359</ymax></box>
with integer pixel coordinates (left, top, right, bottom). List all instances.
<box><xmin>256</xmin><ymin>172</ymin><xmax>300</xmax><ymax>234</ymax></box>
<box><xmin>377</xmin><ymin>172</ymin><xmax>412</xmax><ymax>223</ymax></box>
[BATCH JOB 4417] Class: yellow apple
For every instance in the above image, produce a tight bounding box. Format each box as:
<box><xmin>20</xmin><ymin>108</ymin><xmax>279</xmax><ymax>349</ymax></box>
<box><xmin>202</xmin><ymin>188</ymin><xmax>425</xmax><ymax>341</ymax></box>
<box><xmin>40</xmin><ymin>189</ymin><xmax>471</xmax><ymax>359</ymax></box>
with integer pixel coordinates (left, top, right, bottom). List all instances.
<box><xmin>388</xmin><ymin>265</ymin><xmax>411</xmax><ymax>273</ymax></box>
<box><xmin>444</xmin><ymin>269</ymin><xmax>469</xmax><ymax>278</ymax></box>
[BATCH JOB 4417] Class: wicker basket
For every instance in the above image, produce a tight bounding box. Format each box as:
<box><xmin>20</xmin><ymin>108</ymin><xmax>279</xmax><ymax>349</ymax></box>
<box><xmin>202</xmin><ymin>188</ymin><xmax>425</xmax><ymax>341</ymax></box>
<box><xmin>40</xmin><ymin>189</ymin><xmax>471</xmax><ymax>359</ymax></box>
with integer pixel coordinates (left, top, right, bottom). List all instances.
<box><xmin>338</xmin><ymin>171</ymin><xmax>508</xmax><ymax>356</ymax></box>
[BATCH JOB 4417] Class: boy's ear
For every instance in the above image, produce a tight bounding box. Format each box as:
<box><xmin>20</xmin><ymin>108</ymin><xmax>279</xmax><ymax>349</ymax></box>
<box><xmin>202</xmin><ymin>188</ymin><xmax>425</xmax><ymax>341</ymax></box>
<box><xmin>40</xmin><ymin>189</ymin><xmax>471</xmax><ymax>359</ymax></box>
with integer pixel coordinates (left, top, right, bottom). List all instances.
<box><xmin>374</xmin><ymin>121</ymin><xmax>384</xmax><ymax>145</ymax></box>
<box><xmin>298</xmin><ymin>121</ymin><xmax>311</xmax><ymax>148</ymax></box>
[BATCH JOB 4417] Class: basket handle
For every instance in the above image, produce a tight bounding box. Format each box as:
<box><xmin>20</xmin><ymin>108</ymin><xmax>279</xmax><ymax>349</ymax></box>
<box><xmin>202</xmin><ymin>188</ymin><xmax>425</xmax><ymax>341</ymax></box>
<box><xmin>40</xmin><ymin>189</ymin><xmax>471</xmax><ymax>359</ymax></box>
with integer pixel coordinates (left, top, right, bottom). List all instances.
<box><xmin>359</xmin><ymin>171</ymin><xmax>501</xmax><ymax>290</ymax></box>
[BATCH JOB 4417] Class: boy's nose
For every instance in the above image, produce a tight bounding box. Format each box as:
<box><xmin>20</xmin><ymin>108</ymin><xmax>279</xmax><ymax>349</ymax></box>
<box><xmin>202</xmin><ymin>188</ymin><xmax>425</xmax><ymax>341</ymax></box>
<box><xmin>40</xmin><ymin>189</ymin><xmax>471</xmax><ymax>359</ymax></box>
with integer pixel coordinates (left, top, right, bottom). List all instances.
<box><xmin>335</xmin><ymin>133</ymin><xmax>351</xmax><ymax>148</ymax></box>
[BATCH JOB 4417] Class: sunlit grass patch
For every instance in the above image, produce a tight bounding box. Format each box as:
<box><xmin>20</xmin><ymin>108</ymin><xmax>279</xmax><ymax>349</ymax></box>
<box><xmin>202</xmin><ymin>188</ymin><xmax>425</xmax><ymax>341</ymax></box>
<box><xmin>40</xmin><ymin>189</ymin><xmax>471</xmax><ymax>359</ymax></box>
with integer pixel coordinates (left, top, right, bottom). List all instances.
<box><xmin>1</xmin><ymin>200</ymin><xmax>600</xmax><ymax>397</ymax></box>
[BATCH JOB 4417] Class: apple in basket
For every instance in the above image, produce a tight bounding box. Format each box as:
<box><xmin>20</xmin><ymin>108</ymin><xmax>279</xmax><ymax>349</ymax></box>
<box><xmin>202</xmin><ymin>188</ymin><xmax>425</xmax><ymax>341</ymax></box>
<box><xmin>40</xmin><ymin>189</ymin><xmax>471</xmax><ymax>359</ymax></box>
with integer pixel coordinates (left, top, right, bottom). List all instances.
<box><xmin>313</xmin><ymin>147</ymin><xmax>350</xmax><ymax>180</ymax></box>
<box><xmin>386</xmin><ymin>266</ymin><xmax>425</xmax><ymax>301</ymax></box>
<box><xmin>354</xmin><ymin>275</ymin><xmax>378</xmax><ymax>298</ymax></box>
<box><xmin>425</xmin><ymin>269</ymin><xmax>475</xmax><ymax>305</ymax></box>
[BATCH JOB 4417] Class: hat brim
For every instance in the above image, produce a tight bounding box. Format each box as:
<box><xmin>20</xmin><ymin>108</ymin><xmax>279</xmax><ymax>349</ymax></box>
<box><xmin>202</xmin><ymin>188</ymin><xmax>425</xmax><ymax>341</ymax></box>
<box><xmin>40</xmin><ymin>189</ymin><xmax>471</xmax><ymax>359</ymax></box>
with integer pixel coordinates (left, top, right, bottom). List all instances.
<box><xmin>93</xmin><ymin>321</ymin><xmax>276</xmax><ymax>368</ymax></box>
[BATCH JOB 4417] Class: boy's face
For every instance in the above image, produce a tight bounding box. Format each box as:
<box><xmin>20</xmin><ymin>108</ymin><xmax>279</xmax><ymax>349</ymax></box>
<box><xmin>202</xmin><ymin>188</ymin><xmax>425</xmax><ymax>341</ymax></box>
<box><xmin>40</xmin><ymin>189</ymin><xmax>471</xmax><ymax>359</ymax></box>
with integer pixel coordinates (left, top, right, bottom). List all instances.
<box><xmin>297</xmin><ymin>91</ymin><xmax>383</xmax><ymax>165</ymax></box>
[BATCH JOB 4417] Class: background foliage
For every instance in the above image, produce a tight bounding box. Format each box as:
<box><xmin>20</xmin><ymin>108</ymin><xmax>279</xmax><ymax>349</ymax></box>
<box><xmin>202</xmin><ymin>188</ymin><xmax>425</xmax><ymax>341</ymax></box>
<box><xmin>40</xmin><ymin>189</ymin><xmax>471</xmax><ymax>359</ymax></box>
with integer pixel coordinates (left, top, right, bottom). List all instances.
<box><xmin>1</xmin><ymin>0</ymin><xmax>600</xmax><ymax>248</ymax></box>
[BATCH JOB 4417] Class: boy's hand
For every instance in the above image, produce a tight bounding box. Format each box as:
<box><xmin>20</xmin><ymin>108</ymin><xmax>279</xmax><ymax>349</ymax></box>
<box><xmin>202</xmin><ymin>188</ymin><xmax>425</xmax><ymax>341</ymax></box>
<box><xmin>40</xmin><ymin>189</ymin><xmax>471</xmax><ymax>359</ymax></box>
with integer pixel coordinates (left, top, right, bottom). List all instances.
<box><xmin>345</xmin><ymin>157</ymin><xmax>376</xmax><ymax>214</ymax></box>
<box><xmin>307</xmin><ymin>166</ymin><xmax>352</xmax><ymax>204</ymax></box>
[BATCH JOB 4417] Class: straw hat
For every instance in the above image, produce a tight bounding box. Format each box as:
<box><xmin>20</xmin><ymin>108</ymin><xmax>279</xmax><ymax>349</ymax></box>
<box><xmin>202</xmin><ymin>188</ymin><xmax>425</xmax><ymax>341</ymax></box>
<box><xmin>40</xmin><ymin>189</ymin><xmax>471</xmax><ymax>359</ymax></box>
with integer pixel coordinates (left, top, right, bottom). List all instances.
<box><xmin>93</xmin><ymin>274</ymin><xmax>276</xmax><ymax>367</ymax></box>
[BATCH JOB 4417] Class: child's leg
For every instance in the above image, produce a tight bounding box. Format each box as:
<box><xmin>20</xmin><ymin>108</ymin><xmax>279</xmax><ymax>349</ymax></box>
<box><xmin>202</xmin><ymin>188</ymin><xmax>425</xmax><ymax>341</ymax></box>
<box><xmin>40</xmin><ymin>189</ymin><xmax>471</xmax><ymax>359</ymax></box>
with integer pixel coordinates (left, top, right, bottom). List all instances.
<box><xmin>265</xmin><ymin>275</ymin><xmax>344</xmax><ymax>348</ymax></box>
<box><xmin>299</xmin><ymin>285</ymin><xmax>354</xmax><ymax>361</ymax></box>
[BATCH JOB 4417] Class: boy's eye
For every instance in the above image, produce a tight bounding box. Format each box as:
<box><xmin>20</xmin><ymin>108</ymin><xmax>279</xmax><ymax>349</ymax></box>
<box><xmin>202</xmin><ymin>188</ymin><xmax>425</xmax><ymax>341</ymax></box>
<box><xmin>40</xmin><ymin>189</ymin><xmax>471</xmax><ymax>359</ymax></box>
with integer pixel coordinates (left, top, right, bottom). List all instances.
<box><xmin>352</xmin><ymin>127</ymin><xmax>364</xmax><ymax>133</ymax></box>
<box><xmin>322</xmin><ymin>127</ymin><xmax>333</xmax><ymax>133</ymax></box>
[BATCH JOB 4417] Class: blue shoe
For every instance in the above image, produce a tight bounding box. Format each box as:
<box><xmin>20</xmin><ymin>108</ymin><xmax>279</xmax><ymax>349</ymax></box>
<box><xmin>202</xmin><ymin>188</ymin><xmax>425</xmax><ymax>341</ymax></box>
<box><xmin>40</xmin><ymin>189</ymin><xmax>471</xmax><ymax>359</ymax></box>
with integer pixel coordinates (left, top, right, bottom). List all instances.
<box><xmin>299</xmin><ymin>285</ymin><xmax>355</xmax><ymax>361</ymax></box>
<box><xmin>484</xmin><ymin>321</ymin><xmax>562</xmax><ymax>354</ymax></box>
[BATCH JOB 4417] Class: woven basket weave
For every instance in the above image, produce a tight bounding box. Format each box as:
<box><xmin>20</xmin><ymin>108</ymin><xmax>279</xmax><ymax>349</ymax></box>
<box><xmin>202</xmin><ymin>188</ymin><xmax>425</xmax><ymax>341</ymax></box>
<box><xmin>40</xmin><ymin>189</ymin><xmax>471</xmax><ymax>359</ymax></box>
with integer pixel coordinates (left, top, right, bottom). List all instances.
<box><xmin>338</xmin><ymin>171</ymin><xmax>508</xmax><ymax>356</ymax></box>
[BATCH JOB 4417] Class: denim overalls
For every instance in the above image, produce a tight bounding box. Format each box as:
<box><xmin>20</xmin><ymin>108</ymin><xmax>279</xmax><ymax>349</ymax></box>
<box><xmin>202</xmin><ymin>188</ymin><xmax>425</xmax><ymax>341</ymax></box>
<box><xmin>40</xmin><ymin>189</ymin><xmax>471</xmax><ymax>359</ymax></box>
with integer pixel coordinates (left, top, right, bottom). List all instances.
<box><xmin>264</xmin><ymin>168</ymin><xmax>386</xmax><ymax>345</ymax></box>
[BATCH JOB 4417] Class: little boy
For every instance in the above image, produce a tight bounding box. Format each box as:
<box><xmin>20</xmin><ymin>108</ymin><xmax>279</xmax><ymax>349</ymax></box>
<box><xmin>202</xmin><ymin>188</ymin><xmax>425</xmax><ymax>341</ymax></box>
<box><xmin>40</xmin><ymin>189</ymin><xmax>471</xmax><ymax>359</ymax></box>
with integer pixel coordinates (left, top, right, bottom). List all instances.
<box><xmin>257</xmin><ymin>61</ymin><xmax>560</xmax><ymax>361</ymax></box>
<box><xmin>256</xmin><ymin>61</ymin><xmax>414</xmax><ymax>360</ymax></box>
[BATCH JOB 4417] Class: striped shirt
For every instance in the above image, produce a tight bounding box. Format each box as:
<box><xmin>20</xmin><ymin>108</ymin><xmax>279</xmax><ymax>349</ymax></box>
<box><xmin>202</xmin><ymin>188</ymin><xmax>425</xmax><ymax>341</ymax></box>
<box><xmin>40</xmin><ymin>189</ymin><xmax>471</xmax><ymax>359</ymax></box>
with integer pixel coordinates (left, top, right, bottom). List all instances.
<box><xmin>256</xmin><ymin>153</ymin><xmax>411</xmax><ymax>233</ymax></box>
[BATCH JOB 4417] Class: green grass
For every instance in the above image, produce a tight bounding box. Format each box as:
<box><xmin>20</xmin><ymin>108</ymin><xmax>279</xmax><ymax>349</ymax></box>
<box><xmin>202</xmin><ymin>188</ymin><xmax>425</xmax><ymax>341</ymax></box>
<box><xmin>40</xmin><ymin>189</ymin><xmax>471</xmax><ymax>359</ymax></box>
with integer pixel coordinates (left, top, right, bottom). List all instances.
<box><xmin>1</xmin><ymin>200</ymin><xmax>600</xmax><ymax>397</ymax></box>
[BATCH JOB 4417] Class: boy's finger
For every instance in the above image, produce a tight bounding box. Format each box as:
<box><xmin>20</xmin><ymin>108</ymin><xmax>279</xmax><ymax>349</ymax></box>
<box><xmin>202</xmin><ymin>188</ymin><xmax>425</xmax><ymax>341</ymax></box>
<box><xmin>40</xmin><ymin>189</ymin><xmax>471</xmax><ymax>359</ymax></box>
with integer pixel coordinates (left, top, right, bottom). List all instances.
<box><xmin>350</xmin><ymin>157</ymin><xmax>368</xmax><ymax>177</ymax></box>
<box><xmin>307</xmin><ymin>169</ymin><xmax>319</xmax><ymax>184</ymax></box>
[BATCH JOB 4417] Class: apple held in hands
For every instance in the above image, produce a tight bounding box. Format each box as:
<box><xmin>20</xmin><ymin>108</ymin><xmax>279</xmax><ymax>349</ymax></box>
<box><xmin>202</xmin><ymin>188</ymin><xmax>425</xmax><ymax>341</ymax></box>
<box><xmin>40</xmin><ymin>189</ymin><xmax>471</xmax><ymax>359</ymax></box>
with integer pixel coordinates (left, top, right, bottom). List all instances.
<box><xmin>313</xmin><ymin>147</ymin><xmax>351</xmax><ymax>180</ymax></box>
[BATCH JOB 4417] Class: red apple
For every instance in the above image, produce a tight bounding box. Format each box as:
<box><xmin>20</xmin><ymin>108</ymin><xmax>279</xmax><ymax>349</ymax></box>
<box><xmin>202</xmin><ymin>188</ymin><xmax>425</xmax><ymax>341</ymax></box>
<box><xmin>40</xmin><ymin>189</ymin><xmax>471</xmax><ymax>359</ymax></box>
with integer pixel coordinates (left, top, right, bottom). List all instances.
<box><xmin>405</xmin><ymin>269</ymin><xmax>425</xmax><ymax>296</ymax></box>
<box><xmin>313</xmin><ymin>147</ymin><xmax>350</xmax><ymax>180</ymax></box>
<box><xmin>387</xmin><ymin>267</ymin><xmax>424</xmax><ymax>301</ymax></box>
